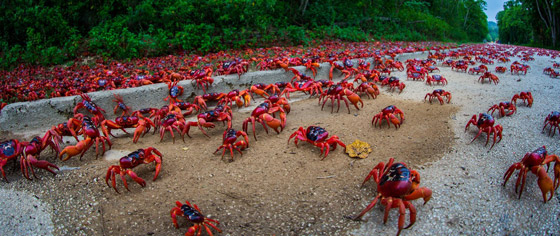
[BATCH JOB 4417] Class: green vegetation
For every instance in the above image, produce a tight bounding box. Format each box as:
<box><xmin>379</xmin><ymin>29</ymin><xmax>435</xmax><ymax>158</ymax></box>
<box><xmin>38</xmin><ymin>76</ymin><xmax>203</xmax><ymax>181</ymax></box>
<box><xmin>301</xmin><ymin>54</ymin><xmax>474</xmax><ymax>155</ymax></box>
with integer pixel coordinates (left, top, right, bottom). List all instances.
<box><xmin>486</xmin><ymin>21</ymin><xmax>499</xmax><ymax>42</ymax></box>
<box><xmin>0</xmin><ymin>0</ymin><xmax>489</xmax><ymax>69</ymax></box>
<box><xmin>497</xmin><ymin>0</ymin><xmax>560</xmax><ymax>48</ymax></box>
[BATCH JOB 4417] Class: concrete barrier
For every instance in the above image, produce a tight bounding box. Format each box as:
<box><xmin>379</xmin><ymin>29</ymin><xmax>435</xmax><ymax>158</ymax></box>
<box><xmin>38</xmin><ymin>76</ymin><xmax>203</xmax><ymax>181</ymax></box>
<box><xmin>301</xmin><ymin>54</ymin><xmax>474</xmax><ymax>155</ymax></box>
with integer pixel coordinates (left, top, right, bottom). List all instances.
<box><xmin>0</xmin><ymin>52</ymin><xmax>428</xmax><ymax>136</ymax></box>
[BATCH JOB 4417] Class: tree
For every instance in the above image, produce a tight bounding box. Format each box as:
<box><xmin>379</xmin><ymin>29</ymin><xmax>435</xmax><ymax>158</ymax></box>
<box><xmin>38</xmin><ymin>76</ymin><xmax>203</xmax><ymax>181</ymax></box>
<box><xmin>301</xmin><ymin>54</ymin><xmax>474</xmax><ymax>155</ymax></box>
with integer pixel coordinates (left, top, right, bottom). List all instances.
<box><xmin>497</xmin><ymin>1</ymin><xmax>532</xmax><ymax>44</ymax></box>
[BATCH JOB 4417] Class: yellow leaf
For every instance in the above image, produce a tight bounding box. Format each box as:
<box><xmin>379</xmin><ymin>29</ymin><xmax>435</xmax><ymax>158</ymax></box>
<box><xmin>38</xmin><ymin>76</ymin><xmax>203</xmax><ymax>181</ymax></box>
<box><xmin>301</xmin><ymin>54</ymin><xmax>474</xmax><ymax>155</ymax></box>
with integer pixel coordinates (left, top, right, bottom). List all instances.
<box><xmin>345</xmin><ymin>139</ymin><xmax>372</xmax><ymax>159</ymax></box>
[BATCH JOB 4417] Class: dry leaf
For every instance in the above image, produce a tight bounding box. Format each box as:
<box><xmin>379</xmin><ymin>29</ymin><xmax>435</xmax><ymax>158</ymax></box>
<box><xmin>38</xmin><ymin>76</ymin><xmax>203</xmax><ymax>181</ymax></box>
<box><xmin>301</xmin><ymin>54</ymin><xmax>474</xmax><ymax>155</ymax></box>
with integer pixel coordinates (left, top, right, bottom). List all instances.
<box><xmin>345</xmin><ymin>139</ymin><xmax>372</xmax><ymax>159</ymax></box>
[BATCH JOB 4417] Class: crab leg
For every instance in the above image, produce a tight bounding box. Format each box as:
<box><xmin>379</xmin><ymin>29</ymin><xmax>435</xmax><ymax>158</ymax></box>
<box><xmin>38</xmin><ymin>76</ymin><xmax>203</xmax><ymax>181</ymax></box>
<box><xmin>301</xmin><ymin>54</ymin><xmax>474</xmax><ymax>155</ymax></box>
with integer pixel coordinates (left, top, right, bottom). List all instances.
<box><xmin>532</xmin><ymin>165</ymin><xmax>554</xmax><ymax>203</ymax></box>
<box><xmin>403</xmin><ymin>201</ymin><xmax>417</xmax><ymax>229</ymax></box>
<box><xmin>404</xmin><ymin>187</ymin><xmax>432</xmax><ymax>204</ymax></box>
<box><xmin>350</xmin><ymin>194</ymin><xmax>381</xmax><ymax>221</ymax></box>
<box><xmin>396</xmin><ymin>199</ymin><xmax>407</xmax><ymax>236</ymax></box>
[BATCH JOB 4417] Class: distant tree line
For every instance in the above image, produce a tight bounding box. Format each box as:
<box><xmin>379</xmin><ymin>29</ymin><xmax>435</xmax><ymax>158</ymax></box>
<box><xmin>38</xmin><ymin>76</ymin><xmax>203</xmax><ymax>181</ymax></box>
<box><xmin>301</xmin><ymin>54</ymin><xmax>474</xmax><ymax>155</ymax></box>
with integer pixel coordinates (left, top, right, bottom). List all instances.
<box><xmin>0</xmin><ymin>0</ymin><xmax>488</xmax><ymax>69</ymax></box>
<box><xmin>497</xmin><ymin>0</ymin><xmax>560</xmax><ymax>48</ymax></box>
<box><xmin>486</xmin><ymin>21</ymin><xmax>499</xmax><ymax>42</ymax></box>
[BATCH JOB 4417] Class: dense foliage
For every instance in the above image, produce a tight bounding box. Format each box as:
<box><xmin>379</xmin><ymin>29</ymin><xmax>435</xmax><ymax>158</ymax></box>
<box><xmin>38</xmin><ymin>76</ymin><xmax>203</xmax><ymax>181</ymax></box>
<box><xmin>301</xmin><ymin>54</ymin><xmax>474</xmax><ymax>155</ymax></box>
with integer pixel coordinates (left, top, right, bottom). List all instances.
<box><xmin>497</xmin><ymin>0</ymin><xmax>560</xmax><ymax>48</ymax></box>
<box><xmin>487</xmin><ymin>21</ymin><xmax>499</xmax><ymax>42</ymax></box>
<box><xmin>0</xmin><ymin>0</ymin><xmax>489</xmax><ymax>69</ymax></box>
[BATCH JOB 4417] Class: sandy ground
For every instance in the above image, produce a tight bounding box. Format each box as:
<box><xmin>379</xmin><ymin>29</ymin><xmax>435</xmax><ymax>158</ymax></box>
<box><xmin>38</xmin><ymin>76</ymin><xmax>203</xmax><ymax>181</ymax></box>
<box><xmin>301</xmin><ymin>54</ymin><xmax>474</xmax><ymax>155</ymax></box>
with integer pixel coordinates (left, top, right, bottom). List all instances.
<box><xmin>1</xmin><ymin>47</ymin><xmax>559</xmax><ymax>236</ymax></box>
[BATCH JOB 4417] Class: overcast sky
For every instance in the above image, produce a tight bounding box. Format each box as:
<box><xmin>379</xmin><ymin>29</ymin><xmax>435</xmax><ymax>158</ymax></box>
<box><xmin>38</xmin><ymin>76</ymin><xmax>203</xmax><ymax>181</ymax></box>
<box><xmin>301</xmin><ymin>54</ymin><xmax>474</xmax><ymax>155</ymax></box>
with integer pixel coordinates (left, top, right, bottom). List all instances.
<box><xmin>485</xmin><ymin>0</ymin><xmax>507</xmax><ymax>22</ymax></box>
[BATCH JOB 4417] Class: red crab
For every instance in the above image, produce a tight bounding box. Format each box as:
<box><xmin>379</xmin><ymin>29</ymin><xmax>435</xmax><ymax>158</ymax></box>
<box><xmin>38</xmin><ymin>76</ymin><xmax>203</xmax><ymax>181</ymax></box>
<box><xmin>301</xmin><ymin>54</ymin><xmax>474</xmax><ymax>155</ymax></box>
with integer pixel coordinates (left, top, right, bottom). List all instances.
<box><xmin>187</xmin><ymin>67</ymin><xmax>214</xmax><ymax>93</ymax></box>
<box><xmin>425</xmin><ymin>65</ymin><xmax>440</xmax><ymax>73</ymax></box>
<box><xmin>49</xmin><ymin>119</ymin><xmax>83</xmax><ymax>142</ymax></box>
<box><xmin>73</xmin><ymin>93</ymin><xmax>106</xmax><ymax>126</ymax></box>
<box><xmin>214</xmin><ymin>129</ymin><xmax>250</xmax><ymax>160</ymax></box>
<box><xmin>105</xmin><ymin>147</ymin><xmax>163</xmax><ymax>193</ymax></box>
<box><xmin>288</xmin><ymin>126</ymin><xmax>346</xmax><ymax>160</ymax></box>
<box><xmin>495</xmin><ymin>66</ymin><xmax>507</xmax><ymax>73</ymax></box>
<box><xmin>159</xmin><ymin>112</ymin><xmax>187</xmax><ymax>143</ymax></box>
<box><xmin>425</xmin><ymin>75</ymin><xmax>448</xmax><ymax>86</ymax></box>
<box><xmin>543</xmin><ymin>67</ymin><xmax>555</xmax><ymax>75</ymax></box>
<box><xmin>521</xmin><ymin>56</ymin><xmax>535</xmax><ymax>62</ymax></box>
<box><xmin>281</xmin><ymin>79</ymin><xmax>324</xmax><ymax>99</ymax></box>
<box><xmin>242</xmin><ymin>102</ymin><xmax>287</xmax><ymax>140</ymax></box>
<box><xmin>172</xmin><ymin>101</ymin><xmax>200</xmax><ymax>117</ymax></box>
<box><xmin>543</xmin><ymin>111</ymin><xmax>559</xmax><ymax>137</ymax></box>
<box><xmin>302</xmin><ymin>58</ymin><xmax>320</xmax><ymax>77</ymax></box>
<box><xmin>372</xmin><ymin>105</ymin><xmax>405</xmax><ymax>129</ymax></box>
<box><xmin>465</xmin><ymin>113</ymin><xmax>503</xmax><ymax>149</ymax></box>
<box><xmin>406</xmin><ymin>72</ymin><xmax>425</xmax><ymax>81</ymax></box>
<box><xmin>358</xmin><ymin>59</ymin><xmax>372</xmax><ymax>71</ymax></box>
<box><xmin>511</xmin><ymin>91</ymin><xmax>533</xmax><ymax>107</ymax></box>
<box><xmin>150</xmin><ymin>105</ymin><xmax>173</xmax><ymax>130</ymax></box>
<box><xmin>468</xmin><ymin>65</ymin><xmax>488</xmax><ymax>75</ymax></box>
<box><xmin>328</xmin><ymin>60</ymin><xmax>353</xmax><ymax>81</ymax></box>
<box><xmin>101</xmin><ymin>115</ymin><xmax>156</xmax><ymax>143</ymax></box>
<box><xmin>193</xmin><ymin>93</ymin><xmax>226</xmax><ymax>111</ymax></box>
<box><xmin>287</xmin><ymin>68</ymin><xmax>314</xmax><ymax>83</ymax></box>
<box><xmin>353</xmin><ymin>69</ymin><xmax>380</xmax><ymax>84</ymax></box>
<box><xmin>170</xmin><ymin>200</ymin><xmax>222</xmax><ymax>236</ymax></box>
<box><xmin>266</xmin><ymin>94</ymin><xmax>291</xmax><ymax>114</ymax></box>
<box><xmin>318</xmin><ymin>85</ymin><xmax>363</xmax><ymax>113</ymax></box>
<box><xmin>503</xmin><ymin>146</ymin><xmax>560</xmax><ymax>203</ymax></box>
<box><xmin>379</xmin><ymin>67</ymin><xmax>392</xmax><ymax>76</ymax></box>
<box><xmin>488</xmin><ymin>102</ymin><xmax>517</xmax><ymax>117</ymax></box>
<box><xmin>112</xmin><ymin>94</ymin><xmax>131</xmax><ymax>116</ymax></box>
<box><xmin>480</xmin><ymin>58</ymin><xmax>494</xmax><ymax>65</ymax></box>
<box><xmin>0</xmin><ymin>132</ymin><xmax>61</xmax><ymax>182</ymax></box>
<box><xmin>59</xmin><ymin>114</ymin><xmax>112</xmax><ymax>160</ymax></box>
<box><xmin>478</xmin><ymin>72</ymin><xmax>499</xmax><ymax>84</ymax></box>
<box><xmin>0</xmin><ymin>102</ymin><xmax>7</xmax><ymax>113</ymax></box>
<box><xmin>184</xmin><ymin>105</ymin><xmax>233</xmax><ymax>138</ymax></box>
<box><xmin>380</xmin><ymin>77</ymin><xmax>405</xmax><ymax>93</ymax></box>
<box><xmin>131</xmin><ymin>107</ymin><xmax>159</xmax><ymax>119</ymax></box>
<box><xmin>451</xmin><ymin>61</ymin><xmax>468</xmax><ymax>72</ymax></box>
<box><xmin>249</xmin><ymin>83</ymin><xmax>281</xmax><ymax>99</ymax></box>
<box><xmin>498</xmin><ymin>57</ymin><xmax>511</xmax><ymax>63</ymax></box>
<box><xmin>218</xmin><ymin>89</ymin><xmax>251</xmax><ymax>108</ymax></box>
<box><xmin>424</xmin><ymin>89</ymin><xmax>452</xmax><ymax>105</ymax></box>
<box><xmin>406</xmin><ymin>66</ymin><xmax>427</xmax><ymax>78</ymax></box>
<box><xmin>441</xmin><ymin>59</ymin><xmax>454</xmax><ymax>67</ymax></box>
<box><xmin>18</xmin><ymin>132</ymin><xmax>61</xmax><ymax>180</ymax></box>
<box><xmin>349</xmin><ymin>158</ymin><xmax>432</xmax><ymax>236</ymax></box>
<box><xmin>510</xmin><ymin>63</ymin><xmax>529</xmax><ymax>75</ymax></box>
<box><xmin>164</xmin><ymin>81</ymin><xmax>184</xmax><ymax>103</ymax></box>
<box><xmin>354</xmin><ymin>82</ymin><xmax>380</xmax><ymax>99</ymax></box>
<box><xmin>215</xmin><ymin>59</ymin><xmax>249</xmax><ymax>78</ymax></box>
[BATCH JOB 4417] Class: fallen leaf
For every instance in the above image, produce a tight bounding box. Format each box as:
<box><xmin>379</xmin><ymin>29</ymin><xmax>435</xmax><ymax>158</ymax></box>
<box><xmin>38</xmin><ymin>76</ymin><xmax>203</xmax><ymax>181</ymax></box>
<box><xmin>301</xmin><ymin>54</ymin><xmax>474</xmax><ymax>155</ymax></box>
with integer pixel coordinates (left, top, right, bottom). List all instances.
<box><xmin>346</xmin><ymin>139</ymin><xmax>372</xmax><ymax>159</ymax></box>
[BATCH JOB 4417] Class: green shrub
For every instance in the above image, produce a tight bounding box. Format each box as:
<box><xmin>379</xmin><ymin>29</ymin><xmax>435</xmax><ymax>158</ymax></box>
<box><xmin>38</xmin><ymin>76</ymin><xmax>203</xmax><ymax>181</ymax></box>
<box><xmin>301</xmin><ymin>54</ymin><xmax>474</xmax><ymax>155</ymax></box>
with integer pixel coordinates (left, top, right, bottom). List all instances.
<box><xmin>0</xmin><ymin>0</ymin><xmax>490</xmax><ymax>69</ymax></box>
<box><xmin>88</xmin><ymin>16</ymin><xmax>143</xmax><ymax>59</ymax></box>
<box><xmin>173</xmin><ymin>23</ymin><xmax>218</xmax><ymax>53</ymax></box>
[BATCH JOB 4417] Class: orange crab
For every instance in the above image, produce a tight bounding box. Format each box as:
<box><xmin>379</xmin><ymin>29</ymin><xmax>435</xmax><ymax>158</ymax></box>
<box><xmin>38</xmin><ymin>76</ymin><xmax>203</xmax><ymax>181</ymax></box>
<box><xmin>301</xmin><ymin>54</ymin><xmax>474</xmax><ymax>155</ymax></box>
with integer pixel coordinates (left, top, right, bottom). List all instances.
<box><xmin>503</xmin><ymin>146</ymin><xmax>560</xmax><ymax>203</ymax></box>
<box><xmin>372</xmin><ymin>105</ymin><xmax>405</xmax><ymax>129</ymax></box>
<box><xmin>105</xmin><ymin>147</ymin><xmax>163</xmax><ymax>193</ymax></box>
<box><xmin>511</xmin><ymin>91</ymin><xmax>533</xmax><ymax>107</ymax></box>
<box><xmin>424</xmin><ymin>89</ymin><xmax>452</xmax><ymax>105</ymax></box>
<box><xmin>349</xmin><ymin>158</ymin><xmax>432</xmax><ymax>236</ymax></box>
<box><xmin>171</xmin><ymin>200</ymin><xmax>222</xmax><ymax>236</ymax></box>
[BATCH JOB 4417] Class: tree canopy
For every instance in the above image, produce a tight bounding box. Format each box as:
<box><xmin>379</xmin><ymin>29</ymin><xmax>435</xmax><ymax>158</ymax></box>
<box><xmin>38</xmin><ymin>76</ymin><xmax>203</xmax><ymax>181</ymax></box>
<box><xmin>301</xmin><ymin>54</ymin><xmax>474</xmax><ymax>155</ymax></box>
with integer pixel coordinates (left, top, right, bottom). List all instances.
<box><xmin>497</xmin><ymin>0</ymin><xmax>560</xmax><ymax>48</ymax></box>
<box><xmin>0</xmin><ymin>0</ymin><xmax>489</xmax><ymax>69</ymax></box>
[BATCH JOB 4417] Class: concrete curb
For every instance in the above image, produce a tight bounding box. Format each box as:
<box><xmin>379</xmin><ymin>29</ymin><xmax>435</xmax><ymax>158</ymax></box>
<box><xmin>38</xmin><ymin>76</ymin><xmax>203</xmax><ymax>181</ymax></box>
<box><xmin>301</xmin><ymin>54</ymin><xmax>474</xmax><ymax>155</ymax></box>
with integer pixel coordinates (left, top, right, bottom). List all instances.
<box><xmin>0</xmin><ymin>52</ymin><xmax>427</xmax><ymax>136</ymax></box>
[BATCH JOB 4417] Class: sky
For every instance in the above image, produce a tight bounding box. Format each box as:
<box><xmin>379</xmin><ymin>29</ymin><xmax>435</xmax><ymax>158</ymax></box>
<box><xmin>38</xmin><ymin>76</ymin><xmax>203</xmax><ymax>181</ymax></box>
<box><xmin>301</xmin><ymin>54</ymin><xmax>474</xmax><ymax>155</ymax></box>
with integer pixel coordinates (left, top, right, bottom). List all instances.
<box><xmin>485</xmin><ymin>0</ymin><xmax>507</xmax><ymax>22</ymax></box>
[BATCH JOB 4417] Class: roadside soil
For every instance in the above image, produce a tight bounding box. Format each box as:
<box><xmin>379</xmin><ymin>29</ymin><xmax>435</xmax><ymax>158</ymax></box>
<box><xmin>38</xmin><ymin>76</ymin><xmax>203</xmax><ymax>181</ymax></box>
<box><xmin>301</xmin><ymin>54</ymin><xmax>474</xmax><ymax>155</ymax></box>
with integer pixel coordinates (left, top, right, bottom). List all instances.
<box><xmin>0</xmin><ymin>92</ymin><xmax>457</xmax><ymax>235</ymax></box>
